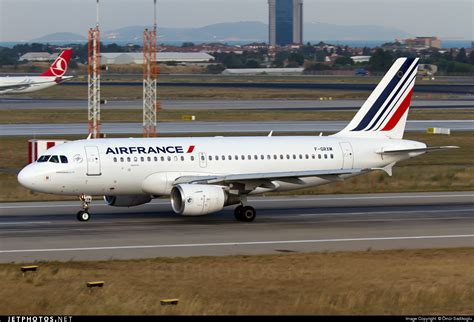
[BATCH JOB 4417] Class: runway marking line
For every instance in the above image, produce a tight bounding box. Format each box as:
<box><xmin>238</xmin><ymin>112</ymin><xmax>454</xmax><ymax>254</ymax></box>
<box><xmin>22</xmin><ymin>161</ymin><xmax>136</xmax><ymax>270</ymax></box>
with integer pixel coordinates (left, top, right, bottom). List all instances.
<box><xmin>1</xmin><ymin>234</ymin><xmax>473</xmax><ymax>254</ymax></box>
<box><xmin>0</xmin><ymin>221</ymin><xmax>52</xmax><ymax>225</ymax></box>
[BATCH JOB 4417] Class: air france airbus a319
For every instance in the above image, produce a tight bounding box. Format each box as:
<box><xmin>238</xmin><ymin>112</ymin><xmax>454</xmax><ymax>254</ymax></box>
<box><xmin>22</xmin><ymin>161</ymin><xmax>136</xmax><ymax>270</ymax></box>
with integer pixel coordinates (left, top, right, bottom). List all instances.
<box><xmin>0</xmin><ymin>49</ymin><xmax>73</xmax><ymax>94</ymax></box>
<box><xmin>17</xmin><ymin>57</ymin><xmax>458</xmax><ymax>222</ymax></box>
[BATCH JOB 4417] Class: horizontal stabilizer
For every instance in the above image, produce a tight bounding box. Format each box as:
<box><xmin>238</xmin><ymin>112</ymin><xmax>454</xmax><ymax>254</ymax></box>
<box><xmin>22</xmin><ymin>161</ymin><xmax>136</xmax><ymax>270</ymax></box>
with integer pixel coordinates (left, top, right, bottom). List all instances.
<box><xmin>376</xmin><ymin>146</ymin><xmax>459</xmax><ymax>155</ymax></box>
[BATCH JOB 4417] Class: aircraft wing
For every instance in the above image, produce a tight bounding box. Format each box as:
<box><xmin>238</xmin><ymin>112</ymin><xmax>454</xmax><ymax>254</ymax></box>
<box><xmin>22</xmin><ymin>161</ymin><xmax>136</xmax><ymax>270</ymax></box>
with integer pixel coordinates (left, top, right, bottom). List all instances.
<box><xmin>376</xmin><ymin>146</ymin><xmax>459</xmax><ymax>154</ymax></box>
<box><xmin>174</xmin><ymin>168</ymin><xmax>367</xmax><ymax>186</ymax></box>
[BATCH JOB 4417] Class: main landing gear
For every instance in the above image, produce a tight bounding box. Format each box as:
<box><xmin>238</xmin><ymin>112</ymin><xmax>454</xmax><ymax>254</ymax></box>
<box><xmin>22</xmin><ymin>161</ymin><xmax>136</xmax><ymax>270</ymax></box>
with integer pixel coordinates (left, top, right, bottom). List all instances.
<box><xmin>77</xmin><ymin>194</ymin><xmax>92</xmax><ymax>222</ymax></box>
<box><xmin>234</xmin><ymin>204</ymin><xmax>257</xmax><ymax>222</ymax></box>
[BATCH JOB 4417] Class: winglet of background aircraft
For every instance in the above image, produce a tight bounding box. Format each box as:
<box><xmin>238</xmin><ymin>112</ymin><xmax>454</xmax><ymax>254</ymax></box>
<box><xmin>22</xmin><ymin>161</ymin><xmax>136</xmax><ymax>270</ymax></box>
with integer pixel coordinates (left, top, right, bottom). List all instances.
<box><xmin>40</xmin><ymin>49</ymin><xmax>73</xmax><ymax>78</ymax></box>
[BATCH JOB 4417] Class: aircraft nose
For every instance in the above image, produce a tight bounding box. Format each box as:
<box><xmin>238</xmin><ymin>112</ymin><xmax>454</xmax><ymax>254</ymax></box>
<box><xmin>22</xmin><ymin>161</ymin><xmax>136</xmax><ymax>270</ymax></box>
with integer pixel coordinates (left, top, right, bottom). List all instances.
<box><xmin>17</xmin><ymin>165</ymin><xmax>36</xmax><ymax>189</ymax></box>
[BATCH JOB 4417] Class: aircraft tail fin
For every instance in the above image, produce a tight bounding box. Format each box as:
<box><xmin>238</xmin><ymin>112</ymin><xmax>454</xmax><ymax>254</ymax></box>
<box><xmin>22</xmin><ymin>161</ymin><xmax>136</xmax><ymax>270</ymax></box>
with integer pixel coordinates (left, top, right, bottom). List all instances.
<box><xmin>40</xmin><ymin>49</ymin><xmax>73</xmax><ymax>77</ymax></box>
<box><xmin>333</xmin><ymin>57</ymin><xmax>419</xmax><ymax>139</ymax></box>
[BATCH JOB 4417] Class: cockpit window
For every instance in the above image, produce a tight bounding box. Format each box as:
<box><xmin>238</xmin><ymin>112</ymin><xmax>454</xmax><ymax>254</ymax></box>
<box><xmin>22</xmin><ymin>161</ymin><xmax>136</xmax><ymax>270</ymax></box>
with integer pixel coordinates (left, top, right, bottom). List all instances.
<box><xmin>60</xmin><ymin>155</ymin><xmax>68</xmax><ymax>163</ymax></box>
<box><xmin>37</xmin><ymin>155</ymin><xmax>51</xmax><ymax>162</ymax></box>
<box><xmin>49</xmin><ymin>155</ymin><xmax>60</xmax><ymax>163</ymax></box>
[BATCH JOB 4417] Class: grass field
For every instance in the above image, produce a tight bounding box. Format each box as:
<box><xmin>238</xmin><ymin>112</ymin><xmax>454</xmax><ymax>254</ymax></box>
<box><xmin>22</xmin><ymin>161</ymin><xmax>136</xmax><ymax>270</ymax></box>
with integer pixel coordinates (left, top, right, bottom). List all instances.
<box><xmin>0</xmin><ymin>132</ymin><xmax>472</xmax><ymax>202</ymax></box>
<box><xmin>0</xmin><ymin>248</ymin><xmax>473</xmax><ymax>315</ymax></box>
<box><xmin>1</xmin><ymin>108</ymin><xmax>472</xmax><ymax>124</ymax></box>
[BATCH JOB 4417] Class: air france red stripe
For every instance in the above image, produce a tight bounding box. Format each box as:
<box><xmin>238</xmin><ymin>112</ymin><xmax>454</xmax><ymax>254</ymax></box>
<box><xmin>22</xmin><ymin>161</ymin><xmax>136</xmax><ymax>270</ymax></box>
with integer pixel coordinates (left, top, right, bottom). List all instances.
<box><xmin>381</xmin><ymin>88</ymin><xmax>414</xmax><ymax>131</ymax></box>
<box><xmin>187</xmin><ymin>145</ymin><xmax>195</xmax><ymax>153</ymax></box>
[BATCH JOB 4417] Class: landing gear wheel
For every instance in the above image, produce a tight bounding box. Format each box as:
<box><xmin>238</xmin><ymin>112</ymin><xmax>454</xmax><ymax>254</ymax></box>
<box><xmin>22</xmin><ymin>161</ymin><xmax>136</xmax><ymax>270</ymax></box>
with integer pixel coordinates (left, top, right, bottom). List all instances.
<box><xmin>76</xmin><ymin>210</ymin><xmax>90</xmax><ymax>222</ymax></box>
<box><xmin>234</xmin><ymin>205</ymin><xmax>244</xmax><ymax>221</ymax></box>
<box><xmin>240</xmin><ymin>206</ymin><xmax>256</xmax><ymax>222</ymax></box>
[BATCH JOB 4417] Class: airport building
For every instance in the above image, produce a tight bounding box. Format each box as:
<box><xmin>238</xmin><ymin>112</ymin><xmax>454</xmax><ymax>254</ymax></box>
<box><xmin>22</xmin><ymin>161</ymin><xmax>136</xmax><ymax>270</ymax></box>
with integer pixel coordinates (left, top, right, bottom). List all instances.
<box><xmin>19</xmin><ymin>52</ymin><xmax>59</xmax><ymax>62</ymax></box>
<box><xmin>222</xmin><ymin>67</ymin><xmax>304</xmax><ymax>75</ymax></box>
<box><xmin>101</xmin><ymin>52</ymin><xmax>215</xmax><ymax>65</ymax></box>
<box><xmin>268</xmin><ymin>0</ymin><xmax>303</xmax><ymax>46</ymax></box>
<box><xmin>402</xmin><ymin>37</ymin><xmax>442</xmax><ymax>50</ymax></box>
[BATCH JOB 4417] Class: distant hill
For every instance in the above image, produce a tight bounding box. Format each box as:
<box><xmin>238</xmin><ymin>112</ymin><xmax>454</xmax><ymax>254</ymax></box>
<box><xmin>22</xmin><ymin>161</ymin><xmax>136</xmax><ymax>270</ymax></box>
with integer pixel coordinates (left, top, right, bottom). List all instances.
<box><xmin>31</xmin><ymin>21</ymin><xmax>411</xmax><ymax>44</ymax></box>
<box><xmin>104</xmin><ymin>22</ymin><xmax>268</xmax><ymax>42</ymax></box>
<box><xmin>30</xmin><ymin>32</ymin><xmax>86</xmax><ymax>43</ymax></box>
<box><xmin>304</xmin><ymin>22</ymin><xmax>411</xmax><ymax>41</ymax></box>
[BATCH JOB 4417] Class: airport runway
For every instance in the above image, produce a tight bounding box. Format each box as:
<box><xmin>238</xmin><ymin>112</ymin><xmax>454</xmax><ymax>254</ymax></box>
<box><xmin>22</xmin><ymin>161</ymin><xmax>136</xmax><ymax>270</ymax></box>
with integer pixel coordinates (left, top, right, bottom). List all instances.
<box><xmin>60</xmin><ymin>81</ymin><xmax>474</xmax><ymax>94</ymax></box>
<box><xmin>2</xmin><ymin>120</ymin><xmax>472</xmax><ymax>136</ymax></box>
<box><xmin>0</xmin><ymin>98</ymin><xmax>473</xmax><ymax>110</ymax></box>
<box><xmin>0</xmin><ymin>192</ymin><xmax>472</xmax><ymax>263</ymax></box>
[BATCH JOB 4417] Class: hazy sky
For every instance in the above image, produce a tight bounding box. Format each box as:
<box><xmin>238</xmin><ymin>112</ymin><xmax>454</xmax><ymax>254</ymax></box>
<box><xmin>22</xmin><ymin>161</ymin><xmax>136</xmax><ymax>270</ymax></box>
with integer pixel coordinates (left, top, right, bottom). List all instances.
<box><xmin>0</xmin><ymin>0</ymin><xmax>472</xmax><ymax>41</ymax></box>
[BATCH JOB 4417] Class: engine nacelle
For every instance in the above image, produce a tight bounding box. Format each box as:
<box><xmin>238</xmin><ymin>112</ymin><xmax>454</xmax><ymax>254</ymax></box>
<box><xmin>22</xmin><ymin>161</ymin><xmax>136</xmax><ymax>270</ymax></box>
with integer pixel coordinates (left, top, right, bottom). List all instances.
<box><xmin>104</xmin><ymin>195</ymin><xmax>152</xmax><ymax>207</ymax></box>
<box><xmin>171</xmin><ymin>184</ymin><xmax>235</xmax><ymax>216</ymax></box>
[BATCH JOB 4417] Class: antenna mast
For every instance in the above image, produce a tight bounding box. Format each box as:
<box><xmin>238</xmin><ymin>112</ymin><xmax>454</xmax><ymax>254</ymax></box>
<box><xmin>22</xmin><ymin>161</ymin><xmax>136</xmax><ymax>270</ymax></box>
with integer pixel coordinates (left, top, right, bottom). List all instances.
<box><xmin>88</xmin><ymin>0</ymin><xmax>101</xmax><ymax>138</ymax></box>
<box><xmin>143</xmin><ymin>0</ymin><xmax>159</xmax><ymax>137</ymax></box>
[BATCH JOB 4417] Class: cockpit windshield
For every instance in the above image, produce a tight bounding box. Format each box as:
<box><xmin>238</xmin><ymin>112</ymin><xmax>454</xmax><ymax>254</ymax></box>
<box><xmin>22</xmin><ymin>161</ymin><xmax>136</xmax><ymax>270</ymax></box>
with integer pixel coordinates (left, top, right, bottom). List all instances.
<box><xmin>36</xmin><ymin>155</ymin><xmax>68</xmax><ymax>163</ymax></box>
<box><xmin>37</xmin><ymin>155</ymin><xmax>51</xmax><ymax>162</ymax></box>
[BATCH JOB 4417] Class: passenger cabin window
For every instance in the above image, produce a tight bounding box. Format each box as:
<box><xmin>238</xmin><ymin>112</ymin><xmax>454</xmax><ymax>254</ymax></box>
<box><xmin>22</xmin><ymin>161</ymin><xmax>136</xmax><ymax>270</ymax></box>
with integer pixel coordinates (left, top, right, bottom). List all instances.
<box><xmin>113</xmin><ymin>157</ymin><xmax>117</xmax><ymax>163</ymax></box>
<box><xmin>37</xmin><ymin>155</ymin><xmax>51</xmax><ymax>163</ymax></box>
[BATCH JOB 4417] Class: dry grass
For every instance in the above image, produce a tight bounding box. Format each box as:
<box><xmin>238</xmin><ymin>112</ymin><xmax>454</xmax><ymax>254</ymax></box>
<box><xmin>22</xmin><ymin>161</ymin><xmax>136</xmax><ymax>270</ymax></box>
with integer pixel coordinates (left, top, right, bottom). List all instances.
<box><xmin>0</xmin><ymin>132</ymin><xmax>472</xmax><ymax>202</ymax></box>
<box><xmin>1</xmin><ymin>108</ymin><xmax>472</xmax><ymax>124</ymax></box>
<box><xmin>0</xmin><ymin>248</ymin><xmax>472</xmax><ymax>315</ymax></box>
<box><xmin>19</xmin><ymin>84</ymin><xmax>375</xmax><ymax>100</ymax></box>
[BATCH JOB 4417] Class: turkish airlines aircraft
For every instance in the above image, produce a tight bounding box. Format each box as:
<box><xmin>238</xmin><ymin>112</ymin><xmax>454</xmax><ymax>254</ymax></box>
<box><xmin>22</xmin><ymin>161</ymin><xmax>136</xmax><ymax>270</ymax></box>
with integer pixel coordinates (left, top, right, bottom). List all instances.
<box><xmin>17</xmin><ymin>57</ymin><xmax>458</xmax><ymax>222</ymax></box>
<box><xmin>0</xmin><ymin>49</ymin><xmax>73</xmax><ymax>94</ymax></box>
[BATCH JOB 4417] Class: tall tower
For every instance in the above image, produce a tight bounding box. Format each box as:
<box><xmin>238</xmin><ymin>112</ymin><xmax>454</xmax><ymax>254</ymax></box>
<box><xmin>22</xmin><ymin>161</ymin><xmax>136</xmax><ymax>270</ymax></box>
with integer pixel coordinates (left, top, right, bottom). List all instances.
<box><xmin>143</xmin><ymin>0</ymin><xmax>159</xmax><ymax>137</ymax></box>
<box><xmin>88</xmin><ymin>0</ymin><xmax>101</xmax><ymax>138</ymax></box>
<box><xmin>268</xmin><ymin>0</ymin><xmax>303</xmax><ymax>46</ymax></box>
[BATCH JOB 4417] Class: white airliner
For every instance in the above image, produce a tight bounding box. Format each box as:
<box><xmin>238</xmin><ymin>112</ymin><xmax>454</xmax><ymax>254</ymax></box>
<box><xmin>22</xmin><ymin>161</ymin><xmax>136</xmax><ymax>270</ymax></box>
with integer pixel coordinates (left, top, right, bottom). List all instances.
<box><xmin>17</xmin><ymin>57</ymin><xmax>458</xmax><ymax>222</ymax></box>
<box><xmin>0</xmin><ymin>49</ymin><xmax>73</xmax><ymax>94</ymax></box>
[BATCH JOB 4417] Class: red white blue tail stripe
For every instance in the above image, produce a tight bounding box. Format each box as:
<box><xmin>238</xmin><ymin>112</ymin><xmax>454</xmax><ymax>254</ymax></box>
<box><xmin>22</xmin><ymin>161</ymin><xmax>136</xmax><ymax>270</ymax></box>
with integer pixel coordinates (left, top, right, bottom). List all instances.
<box><xmin>351</xmin><ymin>57</ymin><xmax>418</xmax><ymax>132</ymax></box>
<box><xmin>334</xmin><ymin>57</ymin><xmax>419</xmax><ymax>140</ymax></box>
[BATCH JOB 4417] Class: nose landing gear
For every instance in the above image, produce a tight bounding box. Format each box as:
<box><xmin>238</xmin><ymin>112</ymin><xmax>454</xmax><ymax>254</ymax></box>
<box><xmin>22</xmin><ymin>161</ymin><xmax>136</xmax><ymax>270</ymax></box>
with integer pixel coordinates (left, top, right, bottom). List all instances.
<box><xmin>77</xmin><ymin>194</ymin><xmax>92</xmax><ymax>222</ymax></box>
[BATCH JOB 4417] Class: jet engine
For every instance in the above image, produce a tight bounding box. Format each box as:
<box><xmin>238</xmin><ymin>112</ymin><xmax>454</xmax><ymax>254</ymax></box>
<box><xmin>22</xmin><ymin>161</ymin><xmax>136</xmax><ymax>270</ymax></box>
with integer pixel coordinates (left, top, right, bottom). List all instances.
<box><xmin>171</xmin><ymin>184</ymin><xmax>238</xmax><ymax>216</ymax></box>
<box><xmin>104</xmin><ymin>195</ymin><xmax>152</xmax><ymax>207</ymax></box>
